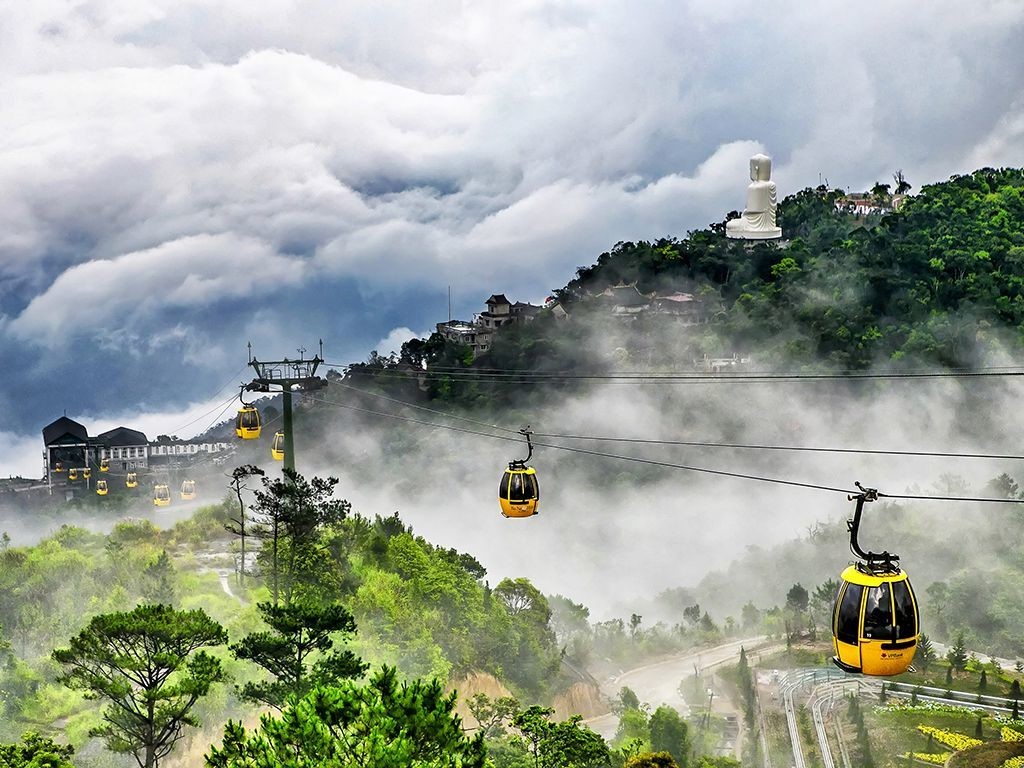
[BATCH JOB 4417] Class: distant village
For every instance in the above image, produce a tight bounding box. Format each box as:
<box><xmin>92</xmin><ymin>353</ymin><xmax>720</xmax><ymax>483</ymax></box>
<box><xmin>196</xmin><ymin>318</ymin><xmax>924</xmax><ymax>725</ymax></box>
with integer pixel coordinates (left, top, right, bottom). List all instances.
<box><xmin>0</xmin><ymin>416</ymin><xmax>236</xmax><ymax>502</ymax></box>
<box><xmin>436</xmin><ymin>287</ymin><xmax>707</xmax><ymax>360</ymax></box>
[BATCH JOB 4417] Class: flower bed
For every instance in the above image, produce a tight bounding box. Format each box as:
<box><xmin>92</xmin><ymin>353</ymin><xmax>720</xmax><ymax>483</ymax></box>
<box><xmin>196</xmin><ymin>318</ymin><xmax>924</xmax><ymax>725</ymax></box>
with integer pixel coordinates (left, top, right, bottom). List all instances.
<box><xmin>917</xmin><ymin>725</ymin><xmax>983</xmax><ymax>751</ymax></box>
<box><xmin>901</xmin><ymin>751</ymin><xmax>951</xmax><ymax>764</ymax></box>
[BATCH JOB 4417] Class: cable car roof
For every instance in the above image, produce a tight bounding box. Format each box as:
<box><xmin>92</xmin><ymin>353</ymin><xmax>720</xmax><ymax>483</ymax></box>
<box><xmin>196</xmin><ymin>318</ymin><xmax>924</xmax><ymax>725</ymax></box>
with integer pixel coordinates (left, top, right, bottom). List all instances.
<box><xmin>840</xmin><ymin>564</ymin><xmax>910</xmax><ymax>587</ymax></box>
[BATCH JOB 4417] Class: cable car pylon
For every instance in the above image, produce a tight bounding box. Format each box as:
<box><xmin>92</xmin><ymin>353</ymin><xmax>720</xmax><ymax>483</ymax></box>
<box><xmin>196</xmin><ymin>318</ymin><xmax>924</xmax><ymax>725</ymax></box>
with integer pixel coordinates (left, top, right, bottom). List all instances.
<box><xmin>244</xmin><ymin>341</ymin><xmax>328</xmax><ymax>472</ymax></box>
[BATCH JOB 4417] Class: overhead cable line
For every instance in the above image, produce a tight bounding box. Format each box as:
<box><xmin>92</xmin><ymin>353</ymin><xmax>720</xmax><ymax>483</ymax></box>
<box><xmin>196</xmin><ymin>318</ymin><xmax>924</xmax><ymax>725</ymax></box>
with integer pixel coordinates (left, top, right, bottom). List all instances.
<box><xmin>164</xmin><ymin>392</ymin><xmax>239</xmax><ymax>436</ymax></box>
<box><xmin>298</xmin><ymin>390</ymin><xmax>857</xmax><ymax>496</ymax></box>
<box><xmin>328</xmin><ymin>380</ymin><xmax>1024</xmax><ymax>462</ymax></box>
<box><xmin>297</xmin><ymin>391</ymin><xmax>1024</xmax><ymax>504</ymax></box>
<box><xmin>876</xmin><ymin>491</ymin><xmax>1023</xmax><ymax>504</ymax></box>
<box><xmin>333</xmin><ymin>366</ymin><xmax>1024</xmax><ymax>384</ymax></box>
<box><xmin>528</xmin><ymin>432</ymin><xmax>1024</xmax><ymax>462</ymax></box>
<box><xmin>392</xmin><ymin>363</ymin><xmax>1024</xmax><ymax>377</ymax></box>
<box><xmin>164</xmin><ymin>363</ymin><xmax>250</xmax><ymax>435</ymax></box>
<box><xmin>330</xmin><ymin>380</ymin><xmax>522</xmax><ymax>435</ymax></box>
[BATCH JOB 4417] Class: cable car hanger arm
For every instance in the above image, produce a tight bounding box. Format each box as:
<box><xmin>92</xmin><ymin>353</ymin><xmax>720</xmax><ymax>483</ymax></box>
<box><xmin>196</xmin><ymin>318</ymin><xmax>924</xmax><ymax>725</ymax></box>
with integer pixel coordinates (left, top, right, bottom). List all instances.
<box><xmin>848</xmin><ymin>481</ymin><xmax>901</xmax><ymax>572</ymax></box>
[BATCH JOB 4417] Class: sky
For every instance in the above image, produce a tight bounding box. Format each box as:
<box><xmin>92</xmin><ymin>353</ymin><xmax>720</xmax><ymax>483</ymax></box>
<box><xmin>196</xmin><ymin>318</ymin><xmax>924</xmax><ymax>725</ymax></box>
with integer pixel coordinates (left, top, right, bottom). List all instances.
<box><xmin>3</xmin><ymin>0</ymin><xmax>1024</xmax><ymax>479</ymax></box>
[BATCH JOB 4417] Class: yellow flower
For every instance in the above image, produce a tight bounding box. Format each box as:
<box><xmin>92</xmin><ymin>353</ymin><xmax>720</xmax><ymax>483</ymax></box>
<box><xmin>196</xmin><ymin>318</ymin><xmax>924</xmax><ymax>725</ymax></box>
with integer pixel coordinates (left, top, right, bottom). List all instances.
<box><xmin>917</xmin><ymin>725</ymin><xmax>983</xmax><ymax>751</ymax></box>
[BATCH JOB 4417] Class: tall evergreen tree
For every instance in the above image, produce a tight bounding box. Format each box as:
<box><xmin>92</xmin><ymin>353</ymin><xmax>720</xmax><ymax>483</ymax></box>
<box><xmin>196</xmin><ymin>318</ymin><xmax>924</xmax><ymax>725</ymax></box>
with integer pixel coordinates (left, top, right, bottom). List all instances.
<box><xmin>649</xmin><ymin>705</ymin><xmax>690</xmax><ymax>767</ymax></box>
<box><xmin>207</xmin><ymin>667</ymin><xmax>486</xmax><ymax>768</ymax></box>
<box><xmin>141</xmin><ymin>550</ymin><xmax>176</xmax><ymax>605</ymax></box>
<box><xmin>53</xmin><ymin>605</ymin><xmax>227</xmax><ymax>768</ymax></box>
<box><xmin>231</xmin><ymin>600</ymin><xmax>367</xmax><ymax>710</ymax></box>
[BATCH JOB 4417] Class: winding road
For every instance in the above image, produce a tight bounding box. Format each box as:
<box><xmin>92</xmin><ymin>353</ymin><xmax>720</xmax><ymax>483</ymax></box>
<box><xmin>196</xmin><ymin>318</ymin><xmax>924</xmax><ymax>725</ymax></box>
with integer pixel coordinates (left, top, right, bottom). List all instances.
<box><xmin>584</xmin><ymin>637</ymin><xmax>770</xmax><ymax>743</ymax></box>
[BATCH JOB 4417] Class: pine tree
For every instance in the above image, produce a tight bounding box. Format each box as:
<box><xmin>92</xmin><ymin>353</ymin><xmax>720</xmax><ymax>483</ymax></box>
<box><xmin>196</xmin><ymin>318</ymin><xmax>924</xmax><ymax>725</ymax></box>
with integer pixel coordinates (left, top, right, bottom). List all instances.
<box><xmin>207</xmin><ymin>667</ymin><xmax>487</xmax><ymax>768</ymax></box>
<box><xmin>980</xmin><ymin>669</ymin><xmax>988</xmax><ymax>693</ymax></box>
<box><xmin>141</xmin><ymin>550</ymin><xmax>176</xmax><ymax>605</ymax></box>
<box><xmin>231</xmin><ymin>600</ymin><xmax>367</xmax><ymax>710</ymax></box>
<box><xmin>53</xmin><ymin>605</ymin><xmax>227</xmax><ymax>768</ymax></box>
<box><xmin>947</xmin><ymin>632</ymin><xmax>968</xmax><ymax>671</ymax></box>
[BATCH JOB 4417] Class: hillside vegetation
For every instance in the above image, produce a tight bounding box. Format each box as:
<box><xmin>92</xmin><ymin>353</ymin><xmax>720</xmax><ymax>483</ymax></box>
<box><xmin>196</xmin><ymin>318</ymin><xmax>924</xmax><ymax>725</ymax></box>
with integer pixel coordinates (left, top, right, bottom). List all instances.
<box><xmin>347</xmin><ymin>168</ymin><xmax>1024</xmax><ymax>407</ymax></box>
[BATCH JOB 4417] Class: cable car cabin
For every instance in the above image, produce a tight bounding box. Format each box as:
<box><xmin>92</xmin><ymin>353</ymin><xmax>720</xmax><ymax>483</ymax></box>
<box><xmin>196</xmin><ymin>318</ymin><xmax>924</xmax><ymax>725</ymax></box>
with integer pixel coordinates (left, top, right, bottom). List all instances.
<box><xmin>832</xmin><ymin>565</ymin><xmax>918</xmax><ymax>676</ymax></box>
<box><xmin>271</xmin><ymin>431</ymin><xmax>285</xmax><ymax>461</ymax></box>
<box><xmin>96</xmin><ymin>479</ymin><xmax>108</xmax><ymax>496</ymax></box>
<box><xmin>99</xmin><ymin>458</ymin><xmax>109</xmax><ymax>472</ymax></box>
<box><xmin>83</xmin><ymin>467</ymin><xmax>91</xmax><ymax>479</ymax></box>
<box><xmin>499</xmin><ymin>466</ymin><xmax>539</xmax><ymax>518</ymax></box>
<box><xmin>54</xmin><ymin>461</ymin><xmax>64</xmax><ymax>473</ymax></box>
<box><xmin>235</xmin><ymin>406</ymin><xmax>261</xmax><ymax>439</ymax></box>
<box><xmin>68</xmin><ymin>468</ymin><xmax>79</xmax><ymax>481</ymax></box>
<box><xmin>126</xmin><ymin>472</ymin><xmax>138</xmax><ymax>488</ymax></box>
<box><xmin>153</xmin><ymin>484</ymin><xmax>171</xmax><ymax>507</ymax></box>
<box><xmin>180</xmin><ymin>479</ymin><xmax>196</xmax><ymax>501</ymax></box>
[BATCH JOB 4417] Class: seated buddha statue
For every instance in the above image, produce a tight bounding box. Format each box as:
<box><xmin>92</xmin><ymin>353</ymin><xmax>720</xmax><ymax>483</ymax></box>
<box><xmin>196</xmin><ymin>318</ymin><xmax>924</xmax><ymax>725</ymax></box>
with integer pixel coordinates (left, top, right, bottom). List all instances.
<box><xmin>726</xmin><ymin>153</ymin><xmax>783</xmax><ymax>240</ymax></box>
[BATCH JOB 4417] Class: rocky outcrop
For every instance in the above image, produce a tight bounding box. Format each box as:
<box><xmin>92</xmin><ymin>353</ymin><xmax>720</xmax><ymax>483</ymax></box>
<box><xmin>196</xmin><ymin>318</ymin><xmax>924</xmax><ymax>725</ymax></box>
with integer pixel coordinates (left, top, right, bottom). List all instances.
<box><xmin>552</xmin><ymin>682</ymin><xmax>609</xmax><ymax>720</ymax></box>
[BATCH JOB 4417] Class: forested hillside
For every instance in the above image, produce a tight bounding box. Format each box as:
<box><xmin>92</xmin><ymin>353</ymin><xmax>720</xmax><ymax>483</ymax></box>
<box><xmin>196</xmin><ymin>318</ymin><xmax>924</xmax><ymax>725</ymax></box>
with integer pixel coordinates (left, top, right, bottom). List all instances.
<box><xmin>349</xmin><ymin>167</ymin><xmax>1024</xmax><ymax>406</ymax></box>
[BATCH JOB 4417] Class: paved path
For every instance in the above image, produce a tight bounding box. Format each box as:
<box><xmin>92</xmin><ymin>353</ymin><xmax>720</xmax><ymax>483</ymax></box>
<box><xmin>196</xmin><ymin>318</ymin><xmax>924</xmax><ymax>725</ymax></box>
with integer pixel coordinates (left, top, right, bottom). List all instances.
<box><xmin>584</xmin><ymin>637</ymin><xmax>769</xmax><ymax>741</ymax></box>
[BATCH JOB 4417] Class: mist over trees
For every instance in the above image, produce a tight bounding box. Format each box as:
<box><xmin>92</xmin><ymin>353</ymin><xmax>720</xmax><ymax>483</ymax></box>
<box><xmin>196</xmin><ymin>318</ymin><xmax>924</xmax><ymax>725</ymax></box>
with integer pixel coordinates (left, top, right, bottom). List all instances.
<box><xmin>7</xmin><ymin>166</ymin><xmax>1024</xmax><ymax>766</ymax></box>
<box><xmin>347</xmin><ymin>167</ymin><xmax>1024</xmax><ymax>407</ymax></box>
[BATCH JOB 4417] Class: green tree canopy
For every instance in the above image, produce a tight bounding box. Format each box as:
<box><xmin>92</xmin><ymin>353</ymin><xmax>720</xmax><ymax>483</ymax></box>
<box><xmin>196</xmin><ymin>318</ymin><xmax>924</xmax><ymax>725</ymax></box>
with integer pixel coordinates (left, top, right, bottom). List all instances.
<box><xmin>0</xmin><ymin>732</ymin><xmax>75</xmax><ymax>768</ymax></box>
<box><xmin>510</xmin><ymin>705</ymin><xmax>610</xmax><ymax>768</ymax></box>
<box><xmin>230</xmin><ymin>600</ymin><xmax>368</xmax><ymax>710</ymax></box>
<box><xmin>52</xmin><ymin>604</ymin><xmax>227</xmax><ymax>768</ymax></box>
<box><xmin>250</xmin><ymin>469</ymin><xmax>351</xmax><ymax>605</ymax></box>
<box><xmin>206</xmin><ymin>666</ymin><xmax>486</xmax><ymax>768</ymax></box>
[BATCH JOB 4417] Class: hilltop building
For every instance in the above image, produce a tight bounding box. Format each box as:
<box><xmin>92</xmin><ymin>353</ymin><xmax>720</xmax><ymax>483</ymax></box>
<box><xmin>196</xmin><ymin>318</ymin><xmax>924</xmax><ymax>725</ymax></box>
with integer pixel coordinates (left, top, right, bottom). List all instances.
<box><xmin>40</xmin><ymin>415</ymin><xmax>235</xmax><ymax>495</ymax></box>
<box><xmin>436</xmin><ymin>293</ymin><xmax>543</xmax><ymax>358</ymax></box>
<box><xmin>835</xmin><ymin>192</ymin><xmax>908</xmax><ymax>217</ymax></box>
<box><xmin>591</xmin><ymin>280</ymin><xmax>708</xmax><ymax>325</ymax></box>
<box><xmin>96</xmin><ymin>426</ymin><xmax>150</xmax><ymax>472</ymax></box>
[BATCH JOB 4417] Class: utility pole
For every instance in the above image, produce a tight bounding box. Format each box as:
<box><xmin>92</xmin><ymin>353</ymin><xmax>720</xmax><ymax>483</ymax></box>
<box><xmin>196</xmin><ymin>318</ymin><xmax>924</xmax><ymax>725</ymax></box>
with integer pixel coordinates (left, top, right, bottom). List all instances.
<box><xmin>244</xmin><ymin>341</ymin><xmax>328</xmax><ymax>473</ymax></box>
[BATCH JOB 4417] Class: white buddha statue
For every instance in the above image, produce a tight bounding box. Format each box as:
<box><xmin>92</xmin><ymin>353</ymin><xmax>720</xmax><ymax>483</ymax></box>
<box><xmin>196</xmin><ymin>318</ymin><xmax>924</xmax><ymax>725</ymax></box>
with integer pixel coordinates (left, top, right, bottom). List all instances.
<box><xmin>726</xmin><ymin>153</ymin><xmax>783</xmax><ymax>240</ymax></box>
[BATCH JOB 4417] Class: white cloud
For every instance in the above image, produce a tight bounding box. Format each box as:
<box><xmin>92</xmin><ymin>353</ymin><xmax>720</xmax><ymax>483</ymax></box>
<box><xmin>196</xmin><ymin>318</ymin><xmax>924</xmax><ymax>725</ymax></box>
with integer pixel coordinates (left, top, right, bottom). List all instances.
<box><xmin>372</xmin><ymin>327</ymin><xmax>424</xmax><ymax>357</ymax></box>
<box><xmin>2</xmin><ymin>0</ymin><xmax>1024</xmax><ymax>434</ymax></box>
<box><xmin>0</xmin><ymin>432</ymin><xmax>46</xmax><ymax>479</ymax></box>
<box><xmin>9</xmin><ymin>233</ymin><xmax>305</xmax><ymax>344</ymax></box>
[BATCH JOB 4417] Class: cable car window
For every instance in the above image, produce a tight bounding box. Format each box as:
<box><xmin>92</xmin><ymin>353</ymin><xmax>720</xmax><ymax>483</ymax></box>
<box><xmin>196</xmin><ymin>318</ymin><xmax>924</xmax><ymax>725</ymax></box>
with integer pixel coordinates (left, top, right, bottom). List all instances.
<box><xmin>530</xmin><ymin>474</ymin><xmax>539</xmax><ymax>500</ymax></box>
<box><xmin>836</xmin><ymin>583</ymin><xmax>862</xmax><ymax>645</ymax></box>
<box><xmin>510</xmin><ymin>473</ymin><xmax>525</xmax><ymax>501</ymax></box>
<box><xmin>891</xmin><ymin>580</ymin><xmax>917</xmax><ymax>640</ymax></box>
<box><xmin>499</xmin><ymin>472</ymin><xmax>510</xmax><ymax>498</ymax></box>
<box><xmin>863</xmin><ymin>585</ymin><xmax>892</xmax><ymax>639</ymax></box>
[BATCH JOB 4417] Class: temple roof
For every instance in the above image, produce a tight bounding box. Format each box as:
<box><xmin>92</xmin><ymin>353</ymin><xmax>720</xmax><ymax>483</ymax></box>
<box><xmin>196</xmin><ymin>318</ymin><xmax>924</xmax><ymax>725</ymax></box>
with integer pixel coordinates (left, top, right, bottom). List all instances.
<box><xmin>96</xmin><ymin>426</ymin><xmax>149</xmax><ymax>446</ymax></box>
<box><xmin>42</xmin><ymin>416</ymin><xmax>88</xmax><ymax>446</ymax></box>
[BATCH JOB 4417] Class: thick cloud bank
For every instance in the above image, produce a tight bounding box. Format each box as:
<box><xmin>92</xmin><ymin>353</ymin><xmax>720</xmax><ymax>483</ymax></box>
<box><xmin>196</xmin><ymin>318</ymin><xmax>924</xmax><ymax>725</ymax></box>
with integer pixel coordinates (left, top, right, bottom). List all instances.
<box><xmin>2</xmin><ymin>1</ymin><xmax>1024</xmax><ymax>474</ymax></box>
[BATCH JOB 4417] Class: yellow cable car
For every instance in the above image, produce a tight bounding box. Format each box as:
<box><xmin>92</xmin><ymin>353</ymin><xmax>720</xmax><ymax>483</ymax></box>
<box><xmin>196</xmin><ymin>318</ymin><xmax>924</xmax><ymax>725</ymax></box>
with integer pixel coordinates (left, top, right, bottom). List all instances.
<box><xmin>831</xmin><ymin>484</ymin><xmax>919</xmax><ymax>676</ymax></box>
<box><xmin>126</xmin><ymin>472</ymin><xmax>138</xmax><ymax>488</ymax></box>
<box><xmin>499</xmin><ymin>428</ymin><xmax>539</xmax><ymax>518</ymax></box>
<box><xmin>96</xmin><ymin>479</ymin><xmax>108</xmax><ymax>496</ymax></box>
<box><xmin>69</xmin><ymin>468</ymin><xmax>79</xmax><ymax>481</ymax></box>
<box><xmin>153</xmin><ymin>484</ymin><xmax>171</xmax><ymax>507</ymax></box>
<box><xmin>271</xmin><ymin>431</ymin><xmax>285</xmax><ymax>461</ymax></box>
<box><xmin>235</xmin><ymin>406</ymin><xmax>261</xmax><ymax>439</ymax></box>
<box><xmin>180</xmin><ymin>479</ymin><xmax>196</xmax><ymax>501</ymax></box>
<box><xmin>100</xmin><ymin>457</ymin><xmax>109</xmax><ymax>472</ymax></box>
<box><xmin>54</xmin><ymin>461</ymin><xmax>64</xmax><ymax>473</ymax></box>
<box><xmin>83</xmin><ymin>467</ymin><xmax>92</xmax><ymax>479</ymax></box>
